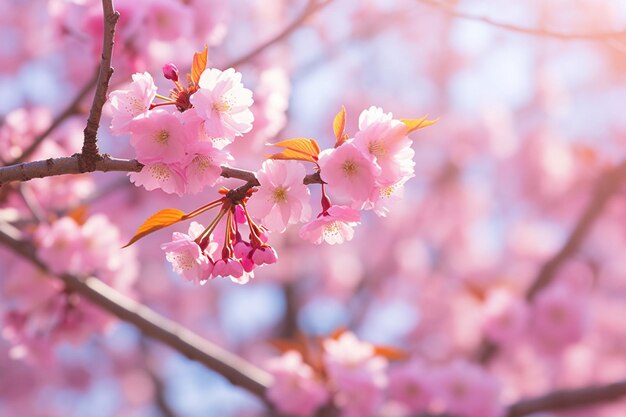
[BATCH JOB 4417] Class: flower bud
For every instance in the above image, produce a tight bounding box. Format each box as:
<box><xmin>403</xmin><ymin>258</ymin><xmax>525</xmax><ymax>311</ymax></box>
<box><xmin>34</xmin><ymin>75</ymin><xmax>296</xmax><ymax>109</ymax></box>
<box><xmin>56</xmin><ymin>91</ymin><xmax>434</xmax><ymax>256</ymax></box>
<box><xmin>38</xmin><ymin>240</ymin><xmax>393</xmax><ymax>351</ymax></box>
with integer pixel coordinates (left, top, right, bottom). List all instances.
<box><xmin>162</xmin><ymin>63</ymin><xmax>179</xmax><ymax>82</ymax></box>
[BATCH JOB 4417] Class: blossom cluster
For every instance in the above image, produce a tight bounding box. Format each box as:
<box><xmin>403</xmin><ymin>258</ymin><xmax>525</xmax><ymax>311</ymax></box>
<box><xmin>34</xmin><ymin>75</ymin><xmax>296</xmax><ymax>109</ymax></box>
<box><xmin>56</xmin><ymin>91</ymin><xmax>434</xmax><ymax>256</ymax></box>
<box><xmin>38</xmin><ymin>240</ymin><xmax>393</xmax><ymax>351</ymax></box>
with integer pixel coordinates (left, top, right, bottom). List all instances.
<box><xmin>265</xmin><ymin>331</ymin><xmax>503</xmax><ymax>417</ymax></box>
<box><xmin>115</xmin><ymin>50</ymin><xmax>434</xmax><ymax>284</ymax></box>
<box><xmin>2</xmin><ymin>215</ymin><xmax>137</xmax><ymax>360</ymax></box>
<box><xmin>109</xmin><ymin>65</ymin><xmax>252</xmax><ymax>195</ymax></box>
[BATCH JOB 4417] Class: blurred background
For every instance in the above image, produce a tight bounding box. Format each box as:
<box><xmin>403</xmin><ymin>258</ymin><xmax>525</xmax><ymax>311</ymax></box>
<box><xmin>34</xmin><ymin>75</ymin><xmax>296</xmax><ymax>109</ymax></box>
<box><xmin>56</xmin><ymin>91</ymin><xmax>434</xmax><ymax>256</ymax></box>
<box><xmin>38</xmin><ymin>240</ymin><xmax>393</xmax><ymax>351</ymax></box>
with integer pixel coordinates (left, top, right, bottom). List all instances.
<box><xmin>2</xmin><ymin>0</ymin><xmax>626</xmax><ymax>416</ymax></box>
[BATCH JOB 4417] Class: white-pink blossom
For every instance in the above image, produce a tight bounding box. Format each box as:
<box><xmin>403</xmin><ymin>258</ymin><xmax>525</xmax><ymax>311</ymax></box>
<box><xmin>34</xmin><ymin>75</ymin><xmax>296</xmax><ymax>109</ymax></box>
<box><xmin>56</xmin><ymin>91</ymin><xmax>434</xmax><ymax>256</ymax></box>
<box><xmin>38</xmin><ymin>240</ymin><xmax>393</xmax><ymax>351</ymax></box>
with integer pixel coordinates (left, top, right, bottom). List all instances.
<box><xmin>299</xmin><ymin>205</ymin><xmax>360</xmax><ymax>245</ymax></box>
<box><xmin>108</xmin><ymin>72</ymin><xmax>157</xmax><ymax>135</ymax></box>
<box><xmin>266</xmin><ymin>351</ymin><xmax>329</xmax><ymax>417</ymax></box>
<box><xmin>161</xmin><ymin>222</ymin><xmax>211</xmax><ymax>284</ymax></box>
<box><xmin>246</xmin><ymin>160</ymin><xmax>311</xmax><ymax>232</ymax></box>
<box><xmin>190</xmin><ymin>67</ymin><xmax>254</xmax><ymax>140</ymax></box>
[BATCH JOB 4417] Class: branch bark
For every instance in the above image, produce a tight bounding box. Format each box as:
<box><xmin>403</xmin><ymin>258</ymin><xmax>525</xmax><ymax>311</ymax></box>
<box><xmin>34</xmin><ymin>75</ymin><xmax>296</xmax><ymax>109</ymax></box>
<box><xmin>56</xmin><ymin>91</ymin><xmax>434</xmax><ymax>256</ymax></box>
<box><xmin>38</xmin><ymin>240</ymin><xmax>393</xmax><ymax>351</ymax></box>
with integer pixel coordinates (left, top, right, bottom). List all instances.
<box><xmin>81</xmin><ymin>0</ymin><xmax>119</xmax><ymax>170</ymax></box>
<box><xmin>0</xmin><ymin>222</ymin><xmax>272</xmax><ymax>400</ymax></box>
<box><xmin>418</xmin><ymin>0</ymin><xmax>626</xmax><ymax>40</ymax></box>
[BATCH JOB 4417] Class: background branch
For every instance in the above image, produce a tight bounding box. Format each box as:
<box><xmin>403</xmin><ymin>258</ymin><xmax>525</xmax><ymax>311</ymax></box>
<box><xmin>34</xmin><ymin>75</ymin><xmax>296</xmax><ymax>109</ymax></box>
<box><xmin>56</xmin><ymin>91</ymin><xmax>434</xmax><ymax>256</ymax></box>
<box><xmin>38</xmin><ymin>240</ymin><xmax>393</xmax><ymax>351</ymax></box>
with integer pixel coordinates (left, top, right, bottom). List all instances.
<box><xmin>475</xmin><ymin>159</ymin><xmax>626</xmax><ymax>363</ymax></box>
<box><xmin>417</xmin><ymin>0</ymin><xmax>626</xmax><ymax>40</ymax></box>
<box><xmin>0</xmin><ymin>221</ymin><xmax>272</xmax><ymax>400</ymax></box>
<box><xmin>224</xmin><ymin>0</ymin><xmax>331</xmax><ymax>68</ymax></box>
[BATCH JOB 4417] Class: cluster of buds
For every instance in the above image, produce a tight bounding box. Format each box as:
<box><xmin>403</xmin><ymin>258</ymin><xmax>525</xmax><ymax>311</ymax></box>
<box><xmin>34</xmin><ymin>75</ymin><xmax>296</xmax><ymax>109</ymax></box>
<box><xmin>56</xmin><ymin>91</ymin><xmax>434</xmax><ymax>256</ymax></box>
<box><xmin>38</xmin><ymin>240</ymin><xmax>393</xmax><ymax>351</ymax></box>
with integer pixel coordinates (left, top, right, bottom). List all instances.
<box><xmin>157</xmin><ymin>188</ymin><xmax>277</xmax><ymax>284</ymax></box>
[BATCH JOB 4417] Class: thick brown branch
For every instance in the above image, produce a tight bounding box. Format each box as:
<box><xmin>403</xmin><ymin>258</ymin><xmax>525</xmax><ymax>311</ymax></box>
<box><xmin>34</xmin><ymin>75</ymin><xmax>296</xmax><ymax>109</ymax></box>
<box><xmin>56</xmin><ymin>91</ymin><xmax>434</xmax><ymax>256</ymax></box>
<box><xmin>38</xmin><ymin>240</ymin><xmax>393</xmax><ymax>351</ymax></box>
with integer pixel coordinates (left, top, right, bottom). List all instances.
<box><xmin>418</xmin><ymin>0</ymin><xmax>626</xmax><ymax>40</ymax></box>
<box><xmin>0</xmin><ymin>222</ymin><xmax>272</xmax><ymax>399</ymax></box>
<box><xmin>0</xmin><ymin>156</ymin><xmax>324</xmax><ymax>190</ymax></box>
<box><xmin>9</xmin><ymin>70</ymin><xmax>99</xmax><ymax>165</ymax></box>
<box><xmin>82</xmin><ymin>0</ymin><xmax>120</xmax><ymax>170</ymax></box>
<box><xmin>507</xmin><ymin>379</ymin><xmax>626</xmax><ymax>417</ymax></box>
<box><xmin>224</xmin><ymin>0</ymin><xmax>331</xmax><ymax>68</ymax></box>
<box><xmin>0</xmin><ymin>155</ymin><xmax>143</xmax><ymax>185</ymax></box>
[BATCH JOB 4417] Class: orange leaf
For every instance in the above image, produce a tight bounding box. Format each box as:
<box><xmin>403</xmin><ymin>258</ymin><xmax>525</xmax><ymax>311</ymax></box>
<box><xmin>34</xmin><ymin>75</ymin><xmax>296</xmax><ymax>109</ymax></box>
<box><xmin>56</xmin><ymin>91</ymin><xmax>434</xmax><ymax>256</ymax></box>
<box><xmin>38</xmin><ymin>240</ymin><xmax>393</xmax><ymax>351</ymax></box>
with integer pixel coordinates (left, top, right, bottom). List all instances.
<box><xmin>123</xmin><ymin>208</ymin><xmax>187</xmax><ymax>248</ymax></box>
<box><xmin>401</xmin><ymin>116</ymin><xmax>438</xmax><ymax>134</ymax></box>
<box><xmin>67</xmin><ymin>205</ymin><xmax>89</xmax><ymax>225</ymax></box>
<box><xmin>333</xmin><ymin>106</ymin><xmax>347</xmax><ymax>146</ymax></box>
<box><xmin>373</xmin><ymin>345</ymin><xmax>409</xmax><ymax>361</ymax></box>
<box><xmin>267</xmin><ymin>149</ymin><xmax>318</xmax><ymax>164</ymax></box>
<box><xmin>269</xmin><ymin>339</ymin><xmax>306</xmax><ymax>355</ymax></box>
<box><xmin>272</xmin><ymin>137</ymin><xmax>320</xmax><ymax>157</ymax></box>
<box><xmin>190</xmin><ymin>45</ymin><xmax>208</xmax><ymax>87</ymax></box>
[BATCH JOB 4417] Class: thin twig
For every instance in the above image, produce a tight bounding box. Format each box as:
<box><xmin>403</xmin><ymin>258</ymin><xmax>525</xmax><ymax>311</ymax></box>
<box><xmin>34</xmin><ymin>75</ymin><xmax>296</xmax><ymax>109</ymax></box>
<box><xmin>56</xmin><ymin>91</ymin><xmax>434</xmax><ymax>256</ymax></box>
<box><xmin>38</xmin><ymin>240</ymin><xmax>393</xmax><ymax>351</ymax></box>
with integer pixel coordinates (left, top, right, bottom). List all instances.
<box><xmin>9</xmin><ymin>69</ymin><xmax>99</xmax><ymax>165</ymax></box>
<box><xmin>224</xmin><ymin>0</ymin><xmax>332</xmax><ymax>69</ymax></box>
<box><xmin>81</xmin><ymin>0</ymin><xmax>120</xmax><ymax>169</ymax></box>
<box><xmin>418</xmin><ymin>0</ymin><xmax>626</xmax><ymax>40</ymax></box>
<box><xmin>0</xmin><ymin>221</ymin><xmax>272</xmax><ymax>400</ymax></box>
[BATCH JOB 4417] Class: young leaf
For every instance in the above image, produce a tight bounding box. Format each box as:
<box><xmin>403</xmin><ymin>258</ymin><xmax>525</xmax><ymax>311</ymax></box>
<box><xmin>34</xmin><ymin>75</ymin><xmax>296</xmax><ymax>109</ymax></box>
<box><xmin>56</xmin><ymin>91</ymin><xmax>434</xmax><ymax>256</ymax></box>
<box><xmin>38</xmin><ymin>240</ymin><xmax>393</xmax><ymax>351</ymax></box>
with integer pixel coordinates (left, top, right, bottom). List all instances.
<box><xmin>401</xmin><ymin>116</ymin><xmax>438</xmax><ymax>134</ymax></box>
<box><xmin>333</xmin><ymin>105</ymin><xmax>347</xmax><ymax>146</ymax></box>
<box><xmin>123</xmin><ymin>208</ymin><xmax>187</xmax><ymax>248</ymax></box>
<box><xmin>272</xmin><ymin>138</ymin><xmax>320</xmax><ymax>157</ymax></box>
<box><xmin>267</xmin><ymin>149</ymin><xmax>318</xmax><ymax>164</ymax></box>
<box><xmin>373</xmin><ymin>345</ymin><xmax>409</xmax><ymax>361</ymax></box>
<box><xmin>190</xmin><ymin>45</ymin><xmax>208</xmax><ymax>87</ymax></box>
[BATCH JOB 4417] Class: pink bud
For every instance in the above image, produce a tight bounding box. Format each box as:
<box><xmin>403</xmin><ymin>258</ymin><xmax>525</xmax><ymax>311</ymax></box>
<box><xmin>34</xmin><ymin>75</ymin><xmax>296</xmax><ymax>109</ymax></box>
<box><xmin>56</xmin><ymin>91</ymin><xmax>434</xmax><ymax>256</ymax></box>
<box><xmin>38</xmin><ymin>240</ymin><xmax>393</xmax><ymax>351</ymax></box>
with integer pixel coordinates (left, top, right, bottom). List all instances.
<box><xmin>162</xmin><ymin>63</ymin><xmax>179</xmax><ymax>82</ymax></box>
<box><xmin>234</xmin><ymin>241</ymin><xmax>251</xmax><ymax>258</ymax></box>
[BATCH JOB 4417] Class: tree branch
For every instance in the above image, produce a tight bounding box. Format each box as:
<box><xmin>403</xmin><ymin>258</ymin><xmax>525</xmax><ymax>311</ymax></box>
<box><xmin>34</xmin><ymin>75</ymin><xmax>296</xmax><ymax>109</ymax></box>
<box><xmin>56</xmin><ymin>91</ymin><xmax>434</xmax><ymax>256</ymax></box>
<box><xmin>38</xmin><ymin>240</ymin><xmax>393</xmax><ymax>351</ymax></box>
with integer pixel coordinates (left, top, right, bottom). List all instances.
<box><xmin>475</xmin><ymin>159</ymin><xmax>626</xmax><ymax>364</ymax></box>
<box><xmin>224</xmin><ymin>0</ymin><xmax>332</xmax><ymax>69</ymax></box>
<box><xmin>8</xmin><ymin>69</ymin><xmax>99</xmax><ymax>165</ymax></box>
<box><xmin>0</xmin><ymin>221</ymin><xmax>272</xmax><ymax>400</ymax></box>
<box><xmin>417</xmin><ymin>0</ymin><xmax>626</xmax><ymax>40</ymax></box>
<box><xmin>81</xmin><ymin>0</ymin><xmax>120</xmax><ymax>169</ymax></box>
<box><xmin>0</xmin><ymin>156</ymin><xmax>323</xmax><ymax>189</ymax></box>
<box><xmin>507</xmin><ymin>379</ymin><xmax>626</xmax><ymax>417</ymax></box>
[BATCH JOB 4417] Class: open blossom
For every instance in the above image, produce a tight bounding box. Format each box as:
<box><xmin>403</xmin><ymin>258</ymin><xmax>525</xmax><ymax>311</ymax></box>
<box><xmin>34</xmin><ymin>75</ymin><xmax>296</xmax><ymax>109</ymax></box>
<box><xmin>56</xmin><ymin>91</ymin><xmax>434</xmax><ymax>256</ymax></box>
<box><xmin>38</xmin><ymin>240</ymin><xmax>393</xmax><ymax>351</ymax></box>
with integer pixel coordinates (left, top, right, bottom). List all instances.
<box><xmin>189</xmin><ymin>67</ymin><xmax>254</xmax><ymax>140</ymax></box>
<box><xmin>129</xmin><ymin>110</ymin><xmax>188</xmax><ymax>164</ymax></box>
<box><xmin>184</xmin><ymin>141</ymin><xmax>231</xmax><ymax>194</ymax></box>
<box><xmin>35</xmin><ymin>217</ymin><xmax>84</xmax><ymax>275</ymax></box>
<box><xmin>299</xmin><ymin>205</ymin><xmax>360</xmax><ymax>245</ymax></box>
<box><xmin>128</xmin><ymin>161</ymin><xmax>187</xmax><ymax>196</ymax></box>
<box><xmin>266</xmin><ymin>351</ymin><xmax>329</xmax><ymax>417</ymax></box>
<box><xmin>481</xmin><ymin>289</ymin><xmax>528</xmax><ymax>345</ymax></box>
<box><xmin>433</xmin><ymin>361</ymin><xmax>503</xmax><ymax>417</ymax></box>
<box><xmin>161</xmin><ymin>222</ymin><xmax>211</xmax><ymax>284</ymax></box>
<box><xmin>318</xmin><ymin>141</ymin><xmax>380</xmax><ymax>205</ymax></box>
<box><xmin>530</xmin><ymin>284</ymin><xmax>588</xmax><ymax>353</ymax></box>
<box><xmin>388</xmin><ymin>360</ymin><xmax>434</xmax><ymax>413</ymax></box>
<box><xmin>323</xmin><ymin>332</ymin><xmax>388</xmax><ymax>417</ymax></box>
<box><xmin>353</xmin><ymin>106</ymin><xmax>415</xmax><ymax>185</ymax></box>
<box><xmin>246</xmin><ymin>160</ymin><xmax>311</xmax><ymax>232</ymax></box>
<box><xmin>109</xmin><ymin>72</ymin><xmax>157</xmax><ymax>135</ymax></box>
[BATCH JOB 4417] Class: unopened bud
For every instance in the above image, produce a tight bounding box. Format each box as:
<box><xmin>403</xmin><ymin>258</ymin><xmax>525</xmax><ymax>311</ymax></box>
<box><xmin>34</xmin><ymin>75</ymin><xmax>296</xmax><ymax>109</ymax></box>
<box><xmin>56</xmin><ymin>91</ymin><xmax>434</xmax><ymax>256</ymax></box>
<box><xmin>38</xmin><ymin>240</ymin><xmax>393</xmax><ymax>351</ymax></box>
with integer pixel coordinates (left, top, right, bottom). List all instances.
<box><xmin>162</xmin><ymin>63</ymin><xmax>179</xmax><ymax>82</ymax></box>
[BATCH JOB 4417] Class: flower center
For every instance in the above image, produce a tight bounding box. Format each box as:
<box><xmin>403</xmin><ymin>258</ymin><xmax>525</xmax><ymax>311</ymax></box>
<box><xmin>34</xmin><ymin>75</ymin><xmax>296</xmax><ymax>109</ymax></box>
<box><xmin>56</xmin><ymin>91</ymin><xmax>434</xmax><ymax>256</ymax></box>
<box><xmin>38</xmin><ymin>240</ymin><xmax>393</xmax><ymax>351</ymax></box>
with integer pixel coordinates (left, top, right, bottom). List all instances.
<box><xmin>213</xmin><ymin>96</ymin><xmax>232</xmax><ymax>113</ymax></box>
<box><xmin>342</xmin><ymin>160</ymin><xmax>358</xmax><ymax>176</ymax></box>
<box><xmin>154</xmin><ymin>129</ymin><xmax>170</xmax><ymax>144</ymax></box>
<box><xmin>173</xmin><ymin>252</ymin><xmax>195</xmax><ymax>271</ymax></box>
<box><xmin>193</xmin><ymin>155</ymin><xmax>213</xmax><ymax>172</ymax></box>
<box><xmin>323</xmin><ymin>221</ymin><xmax>341</xmax><ymax>239</ymax></box>
<box><xmin>368</xmin><ymin>140</ymin><xmax>386</xmax><ymax>158</ymax></box>
<box><xmin>149</xmin><ymin>164</ymin><xmax>171</xmax><ymax>181</ymax></box>
<box><xmin>272</xmin><ymin>186</ymin><xmax>288</xmax><ymax>203</ymax></box>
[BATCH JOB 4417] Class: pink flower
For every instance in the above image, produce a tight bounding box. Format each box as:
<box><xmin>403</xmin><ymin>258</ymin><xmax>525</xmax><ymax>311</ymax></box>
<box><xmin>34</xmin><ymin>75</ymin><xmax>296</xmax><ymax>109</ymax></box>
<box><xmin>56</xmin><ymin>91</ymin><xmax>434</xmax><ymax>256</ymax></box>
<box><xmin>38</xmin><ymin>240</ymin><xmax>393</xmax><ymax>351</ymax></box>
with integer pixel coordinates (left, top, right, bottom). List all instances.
<box><xmin>142</xmin><ymin>0</ymin><xmax>191</xmax><ymax>42</ymax></box>
<box><xmin>128</xmin><ymin>161</ymin><xmax>186</xmax><ymax>196</ymax></box>
<box><xmin>266</xmin><ymin>351</ymin><xmax>329</xmax><ymax>417</ymax></box>
<box><xmin>323</xmin><ymin>332</ymin><xmax>388</xmax><ymax>417</ymax></box>
<box><xmin>212</xmin><ymin>258</ymin><xmax>249</xmax><ymax>283</ymax></box>
<box><xmin>318</xmin><ymin>141</ymin><xmax>379</xmax><ymax>205</ymax></box>
<box><xmin>183</xmin><ymin>141</ymin><xmax>231</xmax><ymax>194</ymax></box>
<box><xmin>481</xmin><ymin>289</ymin><xmax>528</xmax><ymax>345</ymax></box>
<box><xmin>108</xmin><ymin>72</ymin><xmax>157</xmax><ymax>135</ymax></box>
<box><xmin>530</xmin><ymin>284</ymin><xmax>588</xmax><ymax>353</ymax></box>
<box><xmin>189</xmin><ymin>68</ymin><xmax>254</xmax><ymax>140</ymax></box>
<box><xmin>388</xmin><ymin>360</ymin><xmax>433</xmax><ymax>413</ymax></box>
<box><xmin>246</xmin><ymin>160</ymin><xmax>311</xmax><ymax>232</ymax></box>
<box><xmin>129</xmin><ymin>110</ymin><xmax>188</xmax><ymax>164</ymax></box>
<box><xmin>36</xmin><ymin>217</ymin><xmax>84</xmax><ymax>275</ymax></box>
<box><xmin>433</xmin><ymin>361</ymin><xmax>503</xmax><ymax>417</ymax></box>
<box><xmin>299</xmin><ymin>206</ymin><xmax>360</xmax><ymax>245</ymax></box>
<box><xmin>353</xmin><ymin>106</ymin><xmax>415</xmax><ymax>185</ymax></box>
<box><xmin>161</xmin><ymin>222</ymin><xmax>211</xmax><ymax>284</ymax></box>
